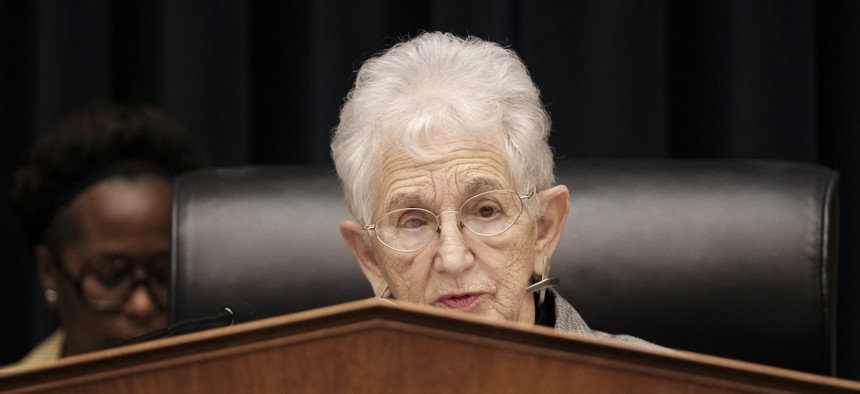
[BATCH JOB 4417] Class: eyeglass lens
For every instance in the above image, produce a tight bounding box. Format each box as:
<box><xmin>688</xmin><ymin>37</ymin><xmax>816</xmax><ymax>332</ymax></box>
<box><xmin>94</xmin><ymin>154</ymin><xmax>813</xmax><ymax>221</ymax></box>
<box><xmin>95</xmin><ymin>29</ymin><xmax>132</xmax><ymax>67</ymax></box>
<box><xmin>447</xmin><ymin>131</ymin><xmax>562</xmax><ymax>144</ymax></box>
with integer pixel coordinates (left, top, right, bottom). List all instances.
<box><xmin>78</xmin><ymin>257</ymin><xmax>169</xmax><ymax>311</ymax></box>
<box><xmin>374</xmin><ymin>190</ymin><xmax>524</xmax><ymax>252</ymax></box>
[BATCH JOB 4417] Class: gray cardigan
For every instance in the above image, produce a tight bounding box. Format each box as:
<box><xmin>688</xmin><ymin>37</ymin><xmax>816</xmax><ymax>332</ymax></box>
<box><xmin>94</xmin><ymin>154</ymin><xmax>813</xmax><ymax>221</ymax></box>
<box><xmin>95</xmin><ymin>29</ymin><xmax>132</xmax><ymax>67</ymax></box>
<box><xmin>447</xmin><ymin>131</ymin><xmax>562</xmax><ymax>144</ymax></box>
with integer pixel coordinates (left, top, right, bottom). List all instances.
<box><xmin>542</xmin><ymin>289</ymin><xmax>662</xmax><ymax>349</ymax></box>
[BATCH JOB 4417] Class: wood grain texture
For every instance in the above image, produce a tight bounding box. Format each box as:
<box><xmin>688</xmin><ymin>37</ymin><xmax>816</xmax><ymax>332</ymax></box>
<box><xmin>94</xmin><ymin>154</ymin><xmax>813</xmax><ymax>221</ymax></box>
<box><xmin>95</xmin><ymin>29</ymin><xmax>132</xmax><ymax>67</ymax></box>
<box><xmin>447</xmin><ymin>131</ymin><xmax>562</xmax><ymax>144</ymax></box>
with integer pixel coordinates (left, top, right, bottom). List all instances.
<box><xmin>1</xmin><ymin>299</ymin><xmax>858</xmax><ymax>393</ymax></box>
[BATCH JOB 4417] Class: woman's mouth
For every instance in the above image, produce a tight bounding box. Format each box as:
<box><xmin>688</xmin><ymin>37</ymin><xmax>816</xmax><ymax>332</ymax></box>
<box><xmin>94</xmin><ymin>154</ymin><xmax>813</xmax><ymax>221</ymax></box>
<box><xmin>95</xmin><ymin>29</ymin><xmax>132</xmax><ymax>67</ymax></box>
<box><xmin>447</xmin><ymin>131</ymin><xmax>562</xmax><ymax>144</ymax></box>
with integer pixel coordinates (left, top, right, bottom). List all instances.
<box><xmin>437</xmin><ymin>293</ymin><xmax>481</xmax><ymax>310</ymax></box>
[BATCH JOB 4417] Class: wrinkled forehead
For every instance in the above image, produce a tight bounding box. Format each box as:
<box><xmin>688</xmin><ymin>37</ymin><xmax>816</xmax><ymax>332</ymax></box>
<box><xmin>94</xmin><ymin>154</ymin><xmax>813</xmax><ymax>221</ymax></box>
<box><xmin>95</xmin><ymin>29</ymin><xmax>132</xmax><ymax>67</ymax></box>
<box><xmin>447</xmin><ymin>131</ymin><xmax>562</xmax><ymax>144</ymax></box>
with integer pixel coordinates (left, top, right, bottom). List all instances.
<box><xmin>383</xmin><ymin>175</ymin><xmax>509</xmax><ymax>212</ymax></box>
<box><xmin>370</xmin><ymin>133</ymin><xmax>515</xmax><ymax>214</ymax></box>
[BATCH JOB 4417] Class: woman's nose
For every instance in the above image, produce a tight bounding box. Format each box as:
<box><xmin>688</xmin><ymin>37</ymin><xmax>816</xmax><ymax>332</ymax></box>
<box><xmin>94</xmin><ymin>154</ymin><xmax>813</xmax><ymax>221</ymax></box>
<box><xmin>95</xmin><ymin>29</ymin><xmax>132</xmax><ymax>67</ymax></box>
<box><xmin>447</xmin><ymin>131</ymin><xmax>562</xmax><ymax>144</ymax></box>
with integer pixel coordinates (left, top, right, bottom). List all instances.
<box><xmin>433</xmin><ymin>213</ymin><xmax>475</xmax><ymax>274</ymax></box>
<box><xmin>123</xmin><ymin>285</ymin><xmax>159</xmax><ymax>319</ymax></box>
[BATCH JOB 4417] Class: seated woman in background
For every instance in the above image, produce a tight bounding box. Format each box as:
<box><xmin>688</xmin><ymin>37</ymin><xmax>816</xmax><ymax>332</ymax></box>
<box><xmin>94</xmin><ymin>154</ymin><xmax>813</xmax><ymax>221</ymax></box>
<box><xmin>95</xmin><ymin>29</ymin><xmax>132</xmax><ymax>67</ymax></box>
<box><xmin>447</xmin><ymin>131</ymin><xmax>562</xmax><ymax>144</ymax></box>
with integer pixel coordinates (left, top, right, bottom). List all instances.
<box><xmin>331</xmin><ymin>32</ymin><xmax>655</xmax><ymax>346</ymax></box>
<box><xmin>5</xmin><ymin>105</ymin><xmax>208</xmax><ymax>369</ymax></box>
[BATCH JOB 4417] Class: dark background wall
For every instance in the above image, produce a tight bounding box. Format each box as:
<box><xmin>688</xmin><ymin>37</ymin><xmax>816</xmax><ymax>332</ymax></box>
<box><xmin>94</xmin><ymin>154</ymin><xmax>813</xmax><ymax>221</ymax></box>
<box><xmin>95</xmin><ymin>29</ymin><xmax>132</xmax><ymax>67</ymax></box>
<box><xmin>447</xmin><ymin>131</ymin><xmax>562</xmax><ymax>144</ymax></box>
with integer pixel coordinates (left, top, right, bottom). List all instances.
<box><xmin>1</xmin><ymin>0</ymin><xmax>858</xmax><ymax>379</ymax></box>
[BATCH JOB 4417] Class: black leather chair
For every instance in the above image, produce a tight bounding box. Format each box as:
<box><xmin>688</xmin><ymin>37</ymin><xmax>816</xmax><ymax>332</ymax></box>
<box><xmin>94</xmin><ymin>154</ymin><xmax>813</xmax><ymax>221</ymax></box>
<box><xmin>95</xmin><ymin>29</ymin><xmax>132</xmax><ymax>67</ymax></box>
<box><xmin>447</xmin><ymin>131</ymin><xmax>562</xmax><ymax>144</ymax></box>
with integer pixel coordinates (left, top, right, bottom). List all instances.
<box><xmin>170</xmin><ymin>159</ymin><xmax>839</xmax><ymax>376</ymax></box>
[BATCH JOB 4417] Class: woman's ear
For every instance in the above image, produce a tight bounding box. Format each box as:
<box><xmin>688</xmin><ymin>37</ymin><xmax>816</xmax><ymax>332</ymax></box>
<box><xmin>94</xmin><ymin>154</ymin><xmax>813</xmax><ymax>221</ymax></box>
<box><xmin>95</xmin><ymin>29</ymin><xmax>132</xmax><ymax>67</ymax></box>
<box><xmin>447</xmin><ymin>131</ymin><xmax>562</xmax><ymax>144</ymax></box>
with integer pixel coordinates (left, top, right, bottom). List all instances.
<box><xmin>340</xmin><ymin>220</ymin><xmax>386</xmax><ymax>294</ymax></box>
<box><xmin>35</xmin><ymin>244</ymin><xmax>59</xmax><ymax>293</ymax></box>
<box><xmin>533</xmin><ymin>185</ymin><xmax>570</xmax><ymax>274</ymax></box>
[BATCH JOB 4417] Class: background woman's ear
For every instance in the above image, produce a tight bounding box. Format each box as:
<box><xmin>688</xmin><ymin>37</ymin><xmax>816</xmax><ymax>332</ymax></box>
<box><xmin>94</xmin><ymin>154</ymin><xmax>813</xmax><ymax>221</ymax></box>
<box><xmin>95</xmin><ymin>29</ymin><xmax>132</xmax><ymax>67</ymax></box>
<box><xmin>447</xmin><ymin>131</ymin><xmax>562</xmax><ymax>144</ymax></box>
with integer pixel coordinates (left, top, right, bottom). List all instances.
<box><xmin>35</xmin><ymin>244</ymin><xmax>59</xmax><ymax>295</ymax></box>
<box><xmin>340</xmin><ymin>220</ymin><xmax>387</xmax><ymax>294</ymax></box>
<box><xmin>534</xmin><ymin>185</ymin><xmax>570</xmax><ymax>263</ymax></box>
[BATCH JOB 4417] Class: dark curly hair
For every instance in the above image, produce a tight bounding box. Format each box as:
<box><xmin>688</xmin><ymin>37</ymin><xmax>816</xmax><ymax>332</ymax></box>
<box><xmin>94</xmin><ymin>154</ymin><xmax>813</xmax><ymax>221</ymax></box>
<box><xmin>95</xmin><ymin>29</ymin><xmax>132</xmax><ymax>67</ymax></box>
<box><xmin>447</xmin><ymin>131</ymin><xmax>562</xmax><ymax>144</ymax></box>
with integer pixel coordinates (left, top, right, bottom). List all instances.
<box><xmin>11</xmin><ymin>105</ymin><xmax>209</xmax><ymax>251</ymax></box>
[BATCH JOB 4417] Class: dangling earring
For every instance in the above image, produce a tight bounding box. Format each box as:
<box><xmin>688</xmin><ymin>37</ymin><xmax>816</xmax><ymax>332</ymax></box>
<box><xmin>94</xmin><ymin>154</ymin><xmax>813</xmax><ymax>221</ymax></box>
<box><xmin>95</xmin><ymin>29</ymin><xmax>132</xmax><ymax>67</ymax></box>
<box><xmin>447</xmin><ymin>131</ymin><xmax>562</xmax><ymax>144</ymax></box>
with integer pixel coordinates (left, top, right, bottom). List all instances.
<box><xmin>375</xmin><ymin>282</ymin><xmax>392</xmax><ymax>299</ymax></box>
<box><xmin>44</xmin><ymin>289</ymin><xmax>58</xmax><ymax>307</ymax></box>
<box><xmin>525</xmin><ymin>256</ymin><xmax>560</xmax><ymax>306</ymax></box>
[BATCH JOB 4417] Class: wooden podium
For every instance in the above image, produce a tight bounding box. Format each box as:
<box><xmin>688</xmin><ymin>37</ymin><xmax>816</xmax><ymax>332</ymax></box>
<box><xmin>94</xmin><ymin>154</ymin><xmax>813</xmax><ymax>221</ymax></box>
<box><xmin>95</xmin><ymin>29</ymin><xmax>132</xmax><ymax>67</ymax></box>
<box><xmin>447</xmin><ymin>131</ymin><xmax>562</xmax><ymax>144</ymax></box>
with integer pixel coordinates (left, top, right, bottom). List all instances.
<box><xmin>2</xmin><ymin>299</ymin><xmax>859</xmax><ymax>393</ymax></box>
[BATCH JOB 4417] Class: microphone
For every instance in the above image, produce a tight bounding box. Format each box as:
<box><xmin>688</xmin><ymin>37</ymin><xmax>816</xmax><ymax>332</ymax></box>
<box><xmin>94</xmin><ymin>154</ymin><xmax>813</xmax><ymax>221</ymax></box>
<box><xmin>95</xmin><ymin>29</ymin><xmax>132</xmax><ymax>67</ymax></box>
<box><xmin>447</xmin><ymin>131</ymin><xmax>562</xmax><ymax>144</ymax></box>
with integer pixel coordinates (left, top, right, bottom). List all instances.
<box><xmin>123</xmin><ymin>302</ymin><xmax>257</xmax><ymax>346</ymax></box>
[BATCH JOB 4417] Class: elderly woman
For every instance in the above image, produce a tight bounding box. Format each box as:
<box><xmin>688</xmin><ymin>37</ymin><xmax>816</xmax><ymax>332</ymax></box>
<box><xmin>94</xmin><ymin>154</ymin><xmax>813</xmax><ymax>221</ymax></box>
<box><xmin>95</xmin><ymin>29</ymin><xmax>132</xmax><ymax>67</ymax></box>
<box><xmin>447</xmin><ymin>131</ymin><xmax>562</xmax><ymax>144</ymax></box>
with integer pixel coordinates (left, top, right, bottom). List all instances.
<box><xmin>331</xmin><ymin>32</ymin><xmax>652</xmax><ymax>346</ymax></box>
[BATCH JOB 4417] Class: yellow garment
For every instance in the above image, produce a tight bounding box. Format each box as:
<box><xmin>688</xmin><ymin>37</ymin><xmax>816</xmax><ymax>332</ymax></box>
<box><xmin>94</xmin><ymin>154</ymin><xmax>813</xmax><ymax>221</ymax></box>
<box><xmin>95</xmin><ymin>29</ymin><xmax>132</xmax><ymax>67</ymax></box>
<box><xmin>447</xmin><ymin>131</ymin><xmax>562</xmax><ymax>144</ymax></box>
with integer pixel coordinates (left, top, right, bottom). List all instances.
<box><xmin>0</xmin><ymin>330</ymin><xmax>64</xmax><ymax>373</ymax></box>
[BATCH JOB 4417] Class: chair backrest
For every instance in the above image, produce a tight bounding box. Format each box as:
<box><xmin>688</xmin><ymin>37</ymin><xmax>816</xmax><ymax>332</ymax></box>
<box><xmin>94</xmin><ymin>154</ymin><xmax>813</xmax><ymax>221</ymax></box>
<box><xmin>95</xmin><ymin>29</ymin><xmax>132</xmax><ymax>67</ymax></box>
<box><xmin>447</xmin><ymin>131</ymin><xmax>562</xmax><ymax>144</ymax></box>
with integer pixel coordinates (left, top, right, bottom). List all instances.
<box><xmin>170</xmin><ymin>159</ymin><xmax>839</xmax><ymax>376</ymax></box>
<box><xmin>170</xmin><ymin>166</ymin><xmax>370</xmax><ymax>326</ymax></box>
<box><xmin>553</xmin><ymin>159</ymin><xmax>838</xmax><ymax>376</ymax></box>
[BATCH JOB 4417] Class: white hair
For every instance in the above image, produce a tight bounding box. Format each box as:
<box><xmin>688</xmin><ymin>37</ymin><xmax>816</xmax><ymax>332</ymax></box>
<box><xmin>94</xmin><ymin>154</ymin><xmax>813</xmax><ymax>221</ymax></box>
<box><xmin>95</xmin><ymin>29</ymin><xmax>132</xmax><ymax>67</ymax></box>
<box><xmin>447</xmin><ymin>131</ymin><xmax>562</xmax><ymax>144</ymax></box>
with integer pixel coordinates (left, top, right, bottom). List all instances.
<box><xmin>331</xmin><ymin>32</ymin><xmax>555</xmax><ymax>224</ymax></box>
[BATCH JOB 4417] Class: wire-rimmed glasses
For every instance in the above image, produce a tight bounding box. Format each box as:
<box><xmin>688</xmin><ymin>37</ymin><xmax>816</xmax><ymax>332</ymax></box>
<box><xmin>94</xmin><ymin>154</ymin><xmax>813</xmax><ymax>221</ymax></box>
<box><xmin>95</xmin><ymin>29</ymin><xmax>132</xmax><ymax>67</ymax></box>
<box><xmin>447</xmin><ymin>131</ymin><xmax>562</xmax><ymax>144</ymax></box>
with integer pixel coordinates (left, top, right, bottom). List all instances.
<box><xmin>364</xmin><ymin>189</ymin><xmax>535</xmax><ymax>252</ymax></box>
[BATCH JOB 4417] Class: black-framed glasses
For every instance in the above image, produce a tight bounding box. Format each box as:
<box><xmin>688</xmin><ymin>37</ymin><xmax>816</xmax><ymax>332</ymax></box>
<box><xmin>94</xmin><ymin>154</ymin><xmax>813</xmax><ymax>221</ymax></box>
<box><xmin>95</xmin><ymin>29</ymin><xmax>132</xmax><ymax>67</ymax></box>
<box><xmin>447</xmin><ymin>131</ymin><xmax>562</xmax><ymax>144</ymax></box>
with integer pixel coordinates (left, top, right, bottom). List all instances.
<box><xmin>364</xmin><ymin>189</ymin><xmax>535</xmax><ymax>253</ymax></box>
<box><xmin>57</xmin><ymin>255</ymin><xmax>169</xmax><ymax>312</ymax></box>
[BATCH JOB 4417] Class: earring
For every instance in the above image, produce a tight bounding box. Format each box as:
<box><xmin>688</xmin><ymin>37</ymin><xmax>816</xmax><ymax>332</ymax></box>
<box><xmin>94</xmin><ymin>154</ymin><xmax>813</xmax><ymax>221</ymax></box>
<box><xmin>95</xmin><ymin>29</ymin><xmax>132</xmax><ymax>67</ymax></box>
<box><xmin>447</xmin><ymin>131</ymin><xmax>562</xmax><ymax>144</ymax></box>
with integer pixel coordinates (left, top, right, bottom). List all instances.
<box><xmin>525</xmin><ymin>256</ymin><xmax>560</xmax><ymax>306</ymax></box>
<box><xmin>44</xmin><ymin>289</ymin><xmax>58</xmax><ymax>306</ymax></box>
<box><xmin>375</xmin><ymin>282</ymin><xmax>392</xmax><ymax>299</ymax></box>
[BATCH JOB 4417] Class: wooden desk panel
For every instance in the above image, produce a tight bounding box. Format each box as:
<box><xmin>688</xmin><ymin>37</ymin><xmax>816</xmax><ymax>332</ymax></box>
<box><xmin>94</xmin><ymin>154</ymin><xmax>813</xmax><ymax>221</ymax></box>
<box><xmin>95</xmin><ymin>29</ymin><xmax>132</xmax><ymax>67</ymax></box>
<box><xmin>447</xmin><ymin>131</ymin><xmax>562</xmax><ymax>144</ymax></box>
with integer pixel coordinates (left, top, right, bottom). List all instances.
<box><xmin>1</xmin><ymin>299</ymin><xmax>858</xmax><ymax>393</ymax></box>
